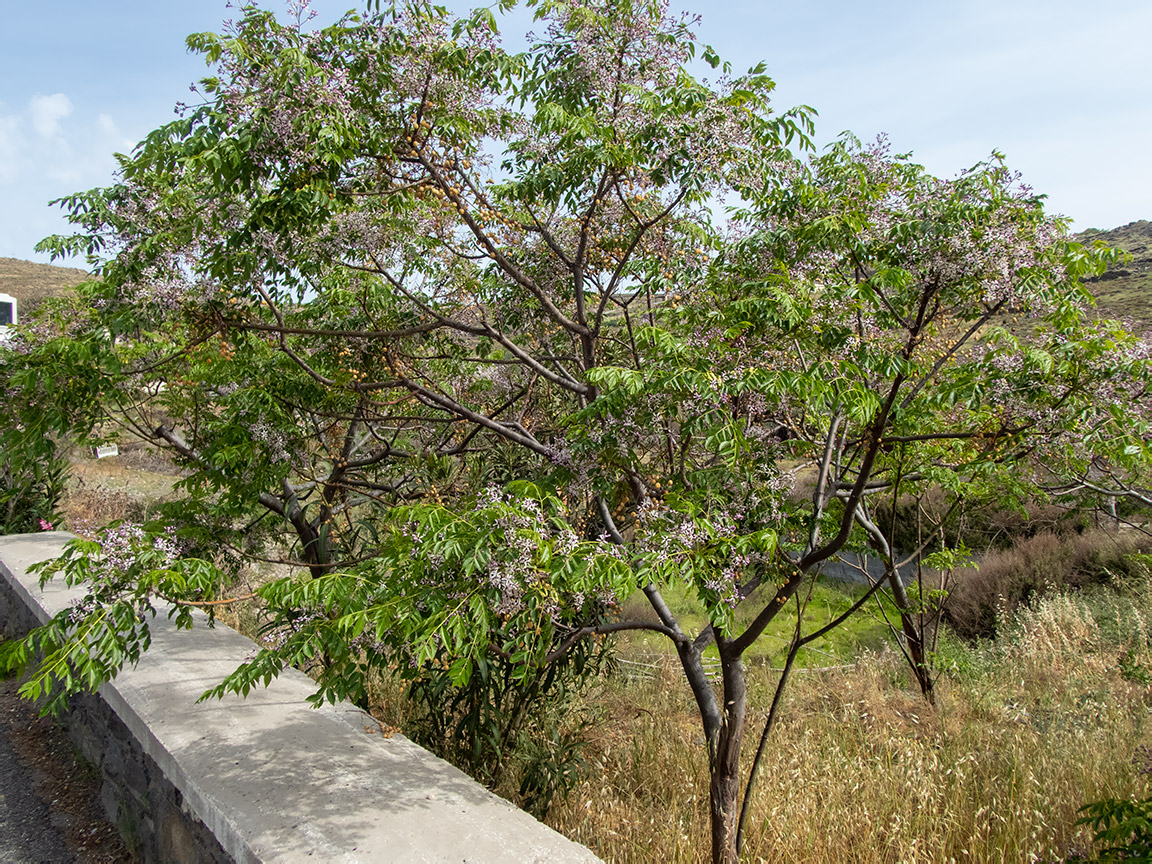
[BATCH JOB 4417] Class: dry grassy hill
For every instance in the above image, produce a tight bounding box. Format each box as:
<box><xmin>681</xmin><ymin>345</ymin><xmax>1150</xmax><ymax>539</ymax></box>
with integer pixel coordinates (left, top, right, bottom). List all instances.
<box><xmin>0</xmin><ymin>256</ymin><xmax>90</xmax><ymax>318</ymax></box>
<box><xmin>1078</xmin><ymin>220</ymin><xmax>1152</xmax><ymax>324</ymax></box>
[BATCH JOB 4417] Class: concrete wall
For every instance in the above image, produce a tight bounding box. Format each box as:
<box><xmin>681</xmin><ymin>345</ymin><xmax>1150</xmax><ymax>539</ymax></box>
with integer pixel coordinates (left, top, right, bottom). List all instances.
<box><xmin>0</xmin><ymin>532</ymin><xmax>600</xmax><ymax>864</ymax></box>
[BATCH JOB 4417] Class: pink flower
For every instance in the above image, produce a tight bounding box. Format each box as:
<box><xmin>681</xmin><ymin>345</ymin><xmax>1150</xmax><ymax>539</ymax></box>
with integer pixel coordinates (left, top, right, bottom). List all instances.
<box><xmin>38</xmin><ymin>518</ymin><xmax>53</xmax><ymax>531</ymax></box>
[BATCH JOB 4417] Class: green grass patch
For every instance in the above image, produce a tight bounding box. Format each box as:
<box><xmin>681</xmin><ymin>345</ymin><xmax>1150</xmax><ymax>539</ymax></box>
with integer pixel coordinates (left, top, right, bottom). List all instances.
<box><xmin>615</xmin><ymin>576</ymin><xmax>899</xmax><ymax>666</ymax></box>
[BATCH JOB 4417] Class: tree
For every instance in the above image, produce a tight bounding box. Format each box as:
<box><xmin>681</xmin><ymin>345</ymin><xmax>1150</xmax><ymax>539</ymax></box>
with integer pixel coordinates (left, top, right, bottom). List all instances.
<box><xmin>2</xmin><ymin>2</ymin><xmax>1148</xmax><ymax>862</ymax></box>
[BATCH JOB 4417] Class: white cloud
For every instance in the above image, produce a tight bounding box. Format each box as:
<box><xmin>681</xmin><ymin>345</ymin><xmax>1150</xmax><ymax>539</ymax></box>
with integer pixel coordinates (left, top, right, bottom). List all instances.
<box><xmin>96</xmin><ymin>113</ymin><xmax>118</xmax><ymax>137</ymax></box>
<box><xmin>28</xmin><ymin>93</ymin><xmax>72</xmax><ymax>139</ymax></box>
<box><xmin>0</xmin><ymin>95</ymin><xmax>139</xmax><ymax>259</ymax></box>
<box><xmin>96</xmin><ymin>113</ymin><xmax>136</xmax><ymax>151</ymax></box>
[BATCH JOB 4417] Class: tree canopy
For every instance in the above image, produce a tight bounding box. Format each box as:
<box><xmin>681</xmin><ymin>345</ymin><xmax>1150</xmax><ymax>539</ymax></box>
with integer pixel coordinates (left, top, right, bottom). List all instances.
<box><xmin>2</xmin><ymin>2</ymin><xmax>1149</xmax><ymax>861</ymax></box>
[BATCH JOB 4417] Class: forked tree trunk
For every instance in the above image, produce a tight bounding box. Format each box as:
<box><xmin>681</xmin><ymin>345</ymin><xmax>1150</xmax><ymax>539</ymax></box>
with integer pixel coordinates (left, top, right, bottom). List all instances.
<box><xmin>900</xmin><ymin>613</ymin><xmax>935</xmax><ymax>704</ymax></box>
<box><xmin>710</xmin><ymin>648</ymin><xmax>747</xmax><ymax>864</ymax></box>
<box><xmin>887</xmin><ymin>568</ymin><xmax>935</xmax><ymax>704</ymax></box>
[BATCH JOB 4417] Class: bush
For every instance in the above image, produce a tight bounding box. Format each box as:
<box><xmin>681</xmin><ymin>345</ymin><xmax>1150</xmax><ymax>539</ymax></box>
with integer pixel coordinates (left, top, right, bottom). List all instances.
<box><xmin>404</xmin><ymin>636</ymin><xmax>609</xmax><ymax>820</ymax></box>
<box><xmin>945</xmin><ymin>530</ymin><xmax>1152</xmax><ymax>640</ymax></box>
<box><xmin>0</xmin><ymin>450</ymin><xmax>66</xmax><ymax>535</ymax></box>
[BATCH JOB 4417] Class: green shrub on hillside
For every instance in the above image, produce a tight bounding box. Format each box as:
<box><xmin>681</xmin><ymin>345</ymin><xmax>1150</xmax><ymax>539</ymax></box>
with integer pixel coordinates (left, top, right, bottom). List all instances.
<box><xmin>946</xmin><ymin>531</ymin><xmax>1152</xmax><ymax>640</ymax></box>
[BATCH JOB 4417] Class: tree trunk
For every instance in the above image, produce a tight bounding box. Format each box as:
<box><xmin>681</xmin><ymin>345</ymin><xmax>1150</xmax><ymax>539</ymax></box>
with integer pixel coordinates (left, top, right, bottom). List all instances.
<box><xmin>900</xmin><ymin>613</ymin><xmax>935</xmax><ymax>704</ymax></box>
<box><xmin>710</xmin><ymin>646</ymin><xmax>747</xmax><ymax>864</ymax></box>
<box><xmin>886</xmin><ymin>568</ymin><xmax>934</xmax><ymax>704</ymax></box>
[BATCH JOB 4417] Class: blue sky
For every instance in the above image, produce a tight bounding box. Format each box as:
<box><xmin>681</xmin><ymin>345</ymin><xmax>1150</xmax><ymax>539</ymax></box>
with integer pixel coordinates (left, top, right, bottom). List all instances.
<box><xmin>2</xmin><ymin>0</ymin><xmax>1149</xmax><ymax>263</ymax></box>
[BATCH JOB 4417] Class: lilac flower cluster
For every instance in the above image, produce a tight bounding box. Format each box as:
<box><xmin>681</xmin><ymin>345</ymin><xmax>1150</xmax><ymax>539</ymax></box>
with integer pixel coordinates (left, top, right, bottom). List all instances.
<box><xmin>261</xmin><ymin>610</ymin><xmax>323</xmax><ymax>651</ymax></box>
<box><xmin>98</xmin><ymin>523</ymin><xmax>180</xmax><ymax>573</ymax></box>
<box><xmin>467</xmin><ymin>489</ymin><xmax>622</xmax><ymax>619</ymax></box>
<box><xmin>2</xmin><ymin>307</ymin><xmax>92</xmax><ymax>356</ymax></box>
<box><xmin>636</xmin><ymin>500</ymin><xmax>775</xmax><ymax>609</ymax></box>
<box><xmin>65</xmin><ymin>594</ymin><xmax>99</xmax><ymax>625</ymax></box>
<box><xmin>250</xmin><ymin>417</ymin><xmax>293</xmax><ymax>463</ymax></box>
<box><xmin>486</xmin><ymin>493</ymin><xmax>547</xmax><ymax>616</ymax></box>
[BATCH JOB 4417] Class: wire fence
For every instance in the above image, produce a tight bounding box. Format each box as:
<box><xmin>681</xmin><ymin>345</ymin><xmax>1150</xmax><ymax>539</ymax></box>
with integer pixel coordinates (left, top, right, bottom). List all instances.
<box><xmin>613</xmin><ymin>654</ymin><xmax>857</xmax><ymax>684</ymax></box>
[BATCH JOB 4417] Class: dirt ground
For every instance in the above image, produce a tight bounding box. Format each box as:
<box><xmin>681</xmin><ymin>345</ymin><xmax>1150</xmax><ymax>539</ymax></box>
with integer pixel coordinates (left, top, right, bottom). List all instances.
<box><xmin>0</xmin><ymin>675</ymin><xmax>132</xmax><ymax>863</ymax></box>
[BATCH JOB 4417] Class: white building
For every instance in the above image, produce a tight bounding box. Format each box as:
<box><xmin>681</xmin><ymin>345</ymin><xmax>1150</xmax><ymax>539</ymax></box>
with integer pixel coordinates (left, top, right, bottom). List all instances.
<box><xmin>0</xmin><ymin>292</ymin><xmax>15</xmax><ymax>343</ymax></box>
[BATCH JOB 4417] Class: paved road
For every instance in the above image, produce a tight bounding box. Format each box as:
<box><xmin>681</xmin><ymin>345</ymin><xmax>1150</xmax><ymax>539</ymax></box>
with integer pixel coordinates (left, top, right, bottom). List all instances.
<box><xmin>0</xmin><ymin>706</ymin><xmax>75</xmax><ymax>864</ymax></box>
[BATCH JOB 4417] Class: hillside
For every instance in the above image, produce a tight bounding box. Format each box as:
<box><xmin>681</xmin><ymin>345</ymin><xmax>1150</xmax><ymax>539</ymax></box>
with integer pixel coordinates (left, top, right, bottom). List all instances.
<box><xmin>0</xmin><ymin>256</ymin><xmax>89</xmax><ymax>318</ymax></box>
<box><xmin>1078</xmin><ymin>220</ymin><xmax>1152</xmax><ymax>323</ymax></box>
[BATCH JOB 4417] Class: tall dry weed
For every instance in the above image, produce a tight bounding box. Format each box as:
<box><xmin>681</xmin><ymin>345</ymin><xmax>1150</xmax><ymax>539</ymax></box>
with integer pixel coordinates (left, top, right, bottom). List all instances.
<box><xmin>60</xmin><ymin>481</ymin><xmax>138</xmax><ymax>536</ymax></box>
<box><xmin>548</xmin><ymin>588</ymin><xmax>1152</xmax><ymax>863</ymax></box>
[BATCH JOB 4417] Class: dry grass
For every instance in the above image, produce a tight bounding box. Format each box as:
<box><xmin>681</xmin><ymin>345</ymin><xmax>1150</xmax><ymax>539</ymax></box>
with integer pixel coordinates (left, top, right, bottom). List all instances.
<box><xmin>546</xmin><ymin>585</ymin><xmax>1152</xmax><ymax>863</ymax></box>
<box><xmin>55</xmin><ymin>441</ymin><xmax>184</xmax><ymax>537</ymax></box>
<box><xmin>59</xmin><ymin>469</ymin><xmax>167</xmax><ymax>537</ymax></box>
<box><xmin>1079</xmin><ymin>220</ymin><xmax>1152</xmax><ymax>324</ymax></box>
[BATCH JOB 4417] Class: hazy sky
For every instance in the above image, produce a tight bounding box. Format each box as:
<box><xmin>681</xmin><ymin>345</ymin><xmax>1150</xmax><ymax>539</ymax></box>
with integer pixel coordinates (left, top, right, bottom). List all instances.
<box><xmin>2</xmin><ymin>0</ymin><xmax>1148</xmax><ymax>263</ymax></box>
